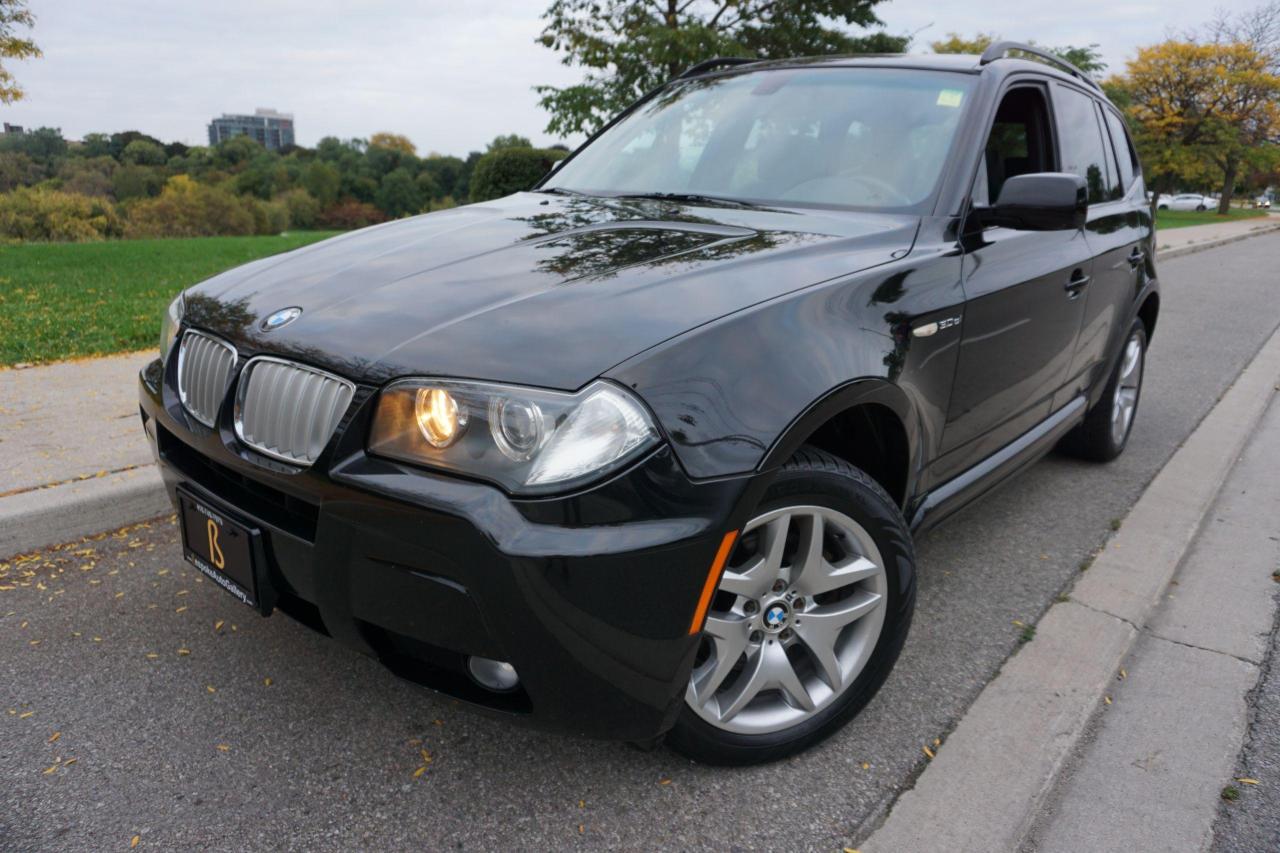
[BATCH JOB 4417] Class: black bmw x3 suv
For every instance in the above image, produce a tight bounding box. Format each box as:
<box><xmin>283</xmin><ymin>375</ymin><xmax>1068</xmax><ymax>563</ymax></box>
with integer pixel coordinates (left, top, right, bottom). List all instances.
<box><xmin>139</xmin><ymin>44</ymin><xmax>1158</xmax><ymax>765</ymax></box>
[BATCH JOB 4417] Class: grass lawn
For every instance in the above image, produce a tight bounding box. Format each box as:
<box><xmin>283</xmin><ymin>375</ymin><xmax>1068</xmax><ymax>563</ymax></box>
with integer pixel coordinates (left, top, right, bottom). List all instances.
<box><xmin>1155</xmin><ymin>208</ymin><xmax>1271</xmax><ymax>230</ymax></box>
<box><xmin>0</xmin><ymin>232</ymin><xmax>340</xmax><ymax>366</ymax></box>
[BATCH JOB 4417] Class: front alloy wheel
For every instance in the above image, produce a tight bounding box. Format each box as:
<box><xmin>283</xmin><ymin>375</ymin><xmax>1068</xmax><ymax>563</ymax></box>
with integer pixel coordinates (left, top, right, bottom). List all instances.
<box><xmin>685</xmin><ymin>505</ymin><xmax>887</xmax><ymax>734</ymax></box>
<box><xmin>666</xmin><ymin>446</ymin><xmax>916</xmax><ymax>765</ymax></box>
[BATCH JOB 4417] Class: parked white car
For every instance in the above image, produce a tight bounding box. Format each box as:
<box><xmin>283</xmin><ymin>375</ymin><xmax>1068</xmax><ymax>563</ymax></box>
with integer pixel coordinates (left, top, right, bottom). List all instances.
<box><xmin>1158</xmin><ymin>193</ymin><xmax>1214</xmax><ymax>211</ymax></box>
<box><xmin>1253</xmin><ymin>195</ymin><xmax>1272</xmax><ymax>209</ymax></box>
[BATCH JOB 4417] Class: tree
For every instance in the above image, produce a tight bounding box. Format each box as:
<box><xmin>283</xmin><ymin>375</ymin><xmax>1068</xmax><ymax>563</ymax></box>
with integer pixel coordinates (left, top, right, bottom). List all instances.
<box><xmin>929</xmin><ymin>32</ymin><xmax>997</xmax><ymax>55</ymax></box>
<box><xmin>534</xmin><ymin>0</ymin><xmax>907</xmax><ymax>136</ymax></box>
<box><xmin>930</xmin><ymin>32</ymin><xmax>1106</xmax><ymax>75</ymax></box>
<box><xmin>1116</xmin><ymin>40</ymin><xmax>1280</xmax><ymax>213</ymax></box>
<box><xmin>301</xmin><ymin>160</ymin><xmax>341</xmax><ymax>205</ymax></box>
<box><xmin>487</xmin><ymin>133</ymin><xmax>533</xmax><ymax>151</ymax></box>
<box><xmin>374</xmin><ymin>167</ymin><xmax>425</xmax><ymax>217</ymax></box>
<box><xmin>121</xmin><ymin>139</ymin><xmax>167</xmax><ymax>166</ymax></box>
<box><xmin>369</xmin><ymin>132</ymin><xmax>417</xmax><ymax>156</ymax></box>
<box><xmin>470</xmin><ymin>147</ymin><xmax>569</xmax><ymax>202</ymax></box>
<box><xmin>0</xmin><ymin>0</ymin><xmax>39</xmax><ymax>104</ymax></box>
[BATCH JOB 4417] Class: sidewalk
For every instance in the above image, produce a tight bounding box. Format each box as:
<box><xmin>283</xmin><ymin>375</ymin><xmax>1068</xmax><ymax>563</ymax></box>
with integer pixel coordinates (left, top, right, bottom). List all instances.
<box><xmin>1027</xmin><ymin>395</ymin><xmax>1280</xmax><ymax>851</ymax></box>
<box><xmin>0</xmin><ymin>351</ymin><xmax>170</xmax><ymax>555</ymax></box>
<box><xmin>862</xmin><ymin>325</ymin><xmax>1280</xmax><ymax>851</ymax></box>
<box><xmin>1158</xmin><ymin>212</ymin><xmax>1280</xmax><ymax>258</ymax></box>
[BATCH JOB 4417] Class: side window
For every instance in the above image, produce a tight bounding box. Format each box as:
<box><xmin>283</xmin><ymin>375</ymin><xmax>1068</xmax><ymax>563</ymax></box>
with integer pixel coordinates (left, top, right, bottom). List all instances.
<box><xmin>1102</xmin><ymin>107</ymin><xmax>1137</xmax><ymax>191</ymax></box>
<box><xmin>1094</xmin><ymin>103</ymin><xmax>1124</xmax><ymax>200</ymax></box>
<box><xmin>972</xmin><ymin>86</ymin><xmax>1054</xmax><ymax>206</ymax></box>
<box><xmin>1053</xmin><ymin>84</ymin><xmax>1112</xmax><ymax>204</ymax></box>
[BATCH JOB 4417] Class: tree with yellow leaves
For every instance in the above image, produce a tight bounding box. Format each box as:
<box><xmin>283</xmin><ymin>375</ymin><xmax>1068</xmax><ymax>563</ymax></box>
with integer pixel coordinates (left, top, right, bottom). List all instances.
<box><xmin>368</xmin><ymin>132</ymin><xmax>417</xmax><ymax>156</ymax></box>
<box><xmin>0</xmin><ymin>0</ymin><xmax>40</xmax><ymax>104</ymax></box>
<box><xmin>1115</xmin><ymin>40</ymin><xmax>1280</xmax><ymax>213</ymax></box>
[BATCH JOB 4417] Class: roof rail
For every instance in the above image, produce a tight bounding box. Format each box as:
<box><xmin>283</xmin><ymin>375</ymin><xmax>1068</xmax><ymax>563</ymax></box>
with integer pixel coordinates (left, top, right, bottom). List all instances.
<box><xmin>979</xmin><ymin>41</ymin><xmax>1101</xmax><ymax>92</ymax></box>
<box><xmin>676</xmin><ymin>56</ymin><xmax>759</xmax><ymax>80</ymax></box>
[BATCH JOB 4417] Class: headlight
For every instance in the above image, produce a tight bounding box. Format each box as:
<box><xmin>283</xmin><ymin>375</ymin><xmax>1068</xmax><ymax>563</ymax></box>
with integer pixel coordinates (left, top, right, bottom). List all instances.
<box><xmin>159</xmin><ymin>292</ymin><xmax>185</xmax><ymax>363</ymax></box>
<box><xmin>368</xmin><ymin>379</ymin><xmax>661</xmax><ymax>494</ymax></box>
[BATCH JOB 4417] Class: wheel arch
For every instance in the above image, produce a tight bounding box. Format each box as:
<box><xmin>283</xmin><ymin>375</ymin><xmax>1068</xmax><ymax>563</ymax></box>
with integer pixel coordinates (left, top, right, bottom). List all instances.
<box><xmin>1137</xmin><ymin>290</ymin><xmax>1160</xmax><ymax>341</ymax></box>
<box><xmin>757</xmin><ymin>379</ymin><xmax>919</xmax><ymax>509</ymax></box>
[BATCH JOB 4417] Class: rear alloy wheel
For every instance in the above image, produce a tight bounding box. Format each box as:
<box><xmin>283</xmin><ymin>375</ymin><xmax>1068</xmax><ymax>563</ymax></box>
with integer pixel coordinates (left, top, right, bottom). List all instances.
<box><xmin>666</xmin><ymin>447</ymin><xmax>915</xmax><ymax>765</ymax></box>
<box><xmin>1060</xmin><ymin>319</ymin><xmax>1147</xmax><ymax>462</ymax></box>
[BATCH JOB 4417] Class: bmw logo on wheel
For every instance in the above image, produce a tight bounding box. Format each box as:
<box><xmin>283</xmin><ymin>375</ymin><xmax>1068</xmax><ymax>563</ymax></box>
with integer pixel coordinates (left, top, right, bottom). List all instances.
<box><xmin>765</xmin><ymin>605</ymin><xmax>788</xmax><ymax>628</ymax></box>
<box><xmin>261</xmin><ymin>306</ymin><xmax>302</xmax><ymax>331</ymax></box>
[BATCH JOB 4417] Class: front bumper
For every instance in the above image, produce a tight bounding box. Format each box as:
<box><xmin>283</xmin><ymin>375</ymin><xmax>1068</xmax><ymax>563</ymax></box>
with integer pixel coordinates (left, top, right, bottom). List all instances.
<box><xmin>139</xmin><ymin>356</ymin><xmax>761</xmax><ymax>741</ymax></box>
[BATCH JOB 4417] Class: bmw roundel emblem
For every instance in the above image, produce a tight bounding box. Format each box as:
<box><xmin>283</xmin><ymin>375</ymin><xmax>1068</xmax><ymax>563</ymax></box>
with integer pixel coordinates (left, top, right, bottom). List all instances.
<box><xmin>765</xmin><ymin>605</ymin><xmax>787</xmax><ymax>628</ymax></box>
<box><xmin>261</xmin><ymin>306</ymin><xmax>302</xmax><ymax>331</ymax></box>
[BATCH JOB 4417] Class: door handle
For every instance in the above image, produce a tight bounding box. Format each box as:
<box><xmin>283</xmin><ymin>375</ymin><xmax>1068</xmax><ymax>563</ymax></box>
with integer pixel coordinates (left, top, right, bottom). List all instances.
<box><xmin>1065</xmin><ymin>272</ymin><xmax>1091</xmax><ymax>296</ymax></box>
<box><xmin>1127</xmin><ymin>247</ymin><xmax>1145</xmax><ymax>268</ymax></box>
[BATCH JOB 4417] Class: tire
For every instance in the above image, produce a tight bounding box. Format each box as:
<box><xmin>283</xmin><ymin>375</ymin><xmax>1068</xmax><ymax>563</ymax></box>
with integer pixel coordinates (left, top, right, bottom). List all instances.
<box><xmin>665</xmin><ymin>446</ymin><xmax>916</xmax><ymax>765</ymax></box>
<box><xmin>1196</xmin><ymin>204</ymin><xmax>1206</xmax><ymax>211</ymax></box>
<box><xmin>1157</xmin><ymin>204</ymin><xmax>1168</xmax><ymax>210</ymax></box>
<box><xmin>1059</xmin><ymin>319</ymin><xmax>1147</xmax><ymax>462</ymax></box>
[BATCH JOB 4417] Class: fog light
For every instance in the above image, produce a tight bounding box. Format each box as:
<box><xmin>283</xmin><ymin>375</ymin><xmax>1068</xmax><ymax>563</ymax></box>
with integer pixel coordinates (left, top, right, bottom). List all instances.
<box><xmin>467</xmin><ymin>656</ymin><xmax>520</xmax><ymax>692</ymax></box>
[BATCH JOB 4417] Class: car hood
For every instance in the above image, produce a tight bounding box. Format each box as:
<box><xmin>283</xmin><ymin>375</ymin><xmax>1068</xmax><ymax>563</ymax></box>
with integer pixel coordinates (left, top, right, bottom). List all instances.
<box><xmin>184</xmin><ymin>192</ymin><xmax>919</xmax><ymax>390</ymax></box>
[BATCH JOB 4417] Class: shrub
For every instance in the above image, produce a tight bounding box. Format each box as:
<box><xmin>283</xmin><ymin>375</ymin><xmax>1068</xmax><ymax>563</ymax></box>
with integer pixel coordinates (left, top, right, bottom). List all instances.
<box><xmin>0</xmin><ymin>187</ymin><xmax>124</xmax><ymax>242</ymax></box>
<box><xmin>112</xmin><ymin>164</ymin><xmax>165</xmax><ymax>200</ymax></box>
<box><xmin>316</xmin><ymin>198</ymin><xmax>386</xmax><ymax>230</ymax></box>
<box><xmin>252</xmin><ymin>198</ymin><xmax>290</xmax><ymax>235</ymax></box>
<box><xmin>0</xmin><ymin>151</ymin><xmax>45</xmax><ymax>192</ymax></box>
<box><xmin>124</xmin><ymin>175</ymin><xmax>258</xmax><ymax>238</ymax></box>
<box><xmin>469</xmin><ymin>147</ymin><xmax>568</xmax><ymax>202</ymax></box>
<box><xmin>277</xmin><ymin>188</ymin><xmax>321</xmax><ymax>229</ymax></box>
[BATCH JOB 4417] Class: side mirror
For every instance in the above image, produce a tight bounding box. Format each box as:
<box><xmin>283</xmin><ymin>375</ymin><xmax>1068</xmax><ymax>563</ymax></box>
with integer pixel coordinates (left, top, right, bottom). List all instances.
<box><xmin>982</xmin><ymin>173</ymin><xmax>1087</xmax><ymax>231</ymax></box>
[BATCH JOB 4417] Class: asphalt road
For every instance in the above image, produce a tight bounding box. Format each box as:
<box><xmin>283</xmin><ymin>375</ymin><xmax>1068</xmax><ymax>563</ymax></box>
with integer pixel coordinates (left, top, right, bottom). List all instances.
<box><xmin>4</xmin><ymin>234</ymin><xmax>1280</xmax><ymax>853</ymax></box>
<box><xmin>1213</xmin><ymin>584</ymin><xmax>1280</xmax><ymax>852</ymax></box>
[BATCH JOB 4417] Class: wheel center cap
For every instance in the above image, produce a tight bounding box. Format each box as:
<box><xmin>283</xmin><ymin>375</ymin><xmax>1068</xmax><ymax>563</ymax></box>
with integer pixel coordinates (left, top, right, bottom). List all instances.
<box><xmin>762</xmin><ymin>600</ymin><xmax>791</xmax><ymax>632</ymax></box>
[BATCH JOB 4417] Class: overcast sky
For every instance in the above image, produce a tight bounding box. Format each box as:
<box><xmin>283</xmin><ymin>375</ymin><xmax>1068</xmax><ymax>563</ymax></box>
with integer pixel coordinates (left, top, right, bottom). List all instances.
<box><xmin>1</xmin><ymin>1</ymin><xmax>1265</xmax><ymax>155</ymax></box>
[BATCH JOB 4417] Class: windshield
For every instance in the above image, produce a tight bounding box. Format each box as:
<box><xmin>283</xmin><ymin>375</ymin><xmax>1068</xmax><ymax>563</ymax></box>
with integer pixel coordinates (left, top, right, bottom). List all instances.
<box><xmin>543</xmin><ymin>67</ymin><xmax>974</xmax><ymax>211</ymax></box>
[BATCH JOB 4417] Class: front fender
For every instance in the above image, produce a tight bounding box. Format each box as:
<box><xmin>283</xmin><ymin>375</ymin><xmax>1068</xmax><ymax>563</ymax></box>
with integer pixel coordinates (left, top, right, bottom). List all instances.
<box><xmin>607</xmin><ymin>244</ymin><xmax>964</xmax><ymax>482</ymax></box>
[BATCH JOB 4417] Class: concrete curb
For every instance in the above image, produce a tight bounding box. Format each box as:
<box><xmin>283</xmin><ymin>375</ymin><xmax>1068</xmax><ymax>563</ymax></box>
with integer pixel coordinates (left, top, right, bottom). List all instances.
<box><xmin>861</xmin><ymin>323</ymin><xmax>1280</xmax><ymax>852</ymax></box>
<box><xmin>0</xmin><ymin>465</ymin><xmax>173</xmax><ymax>557</ymax></box>
<box><xmin>1158</xmin><ymin>220</ymin><xmax>1280</xmax><ymax>260</ymax></box>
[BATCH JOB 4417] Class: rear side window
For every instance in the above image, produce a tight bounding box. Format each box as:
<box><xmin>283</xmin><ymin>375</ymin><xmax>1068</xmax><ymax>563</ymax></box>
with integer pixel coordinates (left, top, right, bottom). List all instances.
<box><xmin>1102</xmin><ymin>107</ymin><xmax>1138</xmax><ymax>191</ymax></box>
<box><xmin>1052</xmin><ymin>84</ymin><xmax>1111</xmax><ymax>203</ymax></box>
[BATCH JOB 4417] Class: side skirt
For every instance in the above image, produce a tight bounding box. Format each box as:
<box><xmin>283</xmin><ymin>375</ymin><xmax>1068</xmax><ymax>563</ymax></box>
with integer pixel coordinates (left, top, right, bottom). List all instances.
<box><xmin>909</xmin><ymin>396</ymin><xmax>1086</xmax><ymax>534</ymax></box>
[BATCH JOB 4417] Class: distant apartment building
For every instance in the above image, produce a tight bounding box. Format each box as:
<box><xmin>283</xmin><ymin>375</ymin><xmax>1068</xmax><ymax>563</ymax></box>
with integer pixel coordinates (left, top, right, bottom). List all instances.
<box><xmin>3</xmin><ymin>122</ymin><xmax>25</xmax><ymax>135</ymax></box>
<box><xmin>207</xmin><ymin>108</ymin><xmax>295</xmax><ymax>150</ymax></box>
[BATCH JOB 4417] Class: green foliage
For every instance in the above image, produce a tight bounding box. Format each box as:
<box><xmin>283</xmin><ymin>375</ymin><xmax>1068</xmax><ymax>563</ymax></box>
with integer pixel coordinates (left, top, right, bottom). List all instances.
<box><xmin>300</xmin><ymin>160</ymin><xmax>341</xmax><ymax>205</ymax></box>
<box><xmin>276</xmin><ymin>188</ymin><xmax>321</xmax><ymax>229</ymax></box>
<box><xmin>930</xmin><ymin>32</ymin><xmax>1106</xmax><ymax>75</ymax></box>
<box><xmin>375</xmin><ymin>167</ymin><xmax>424</xmax><ymax>217</ymax></box>
<box><xmin>0</xmin><ymin>186</ymin><xmax>123</xmax><ymax>242</ymax></box>
<box><xmin>0</xmin><ymin>150</ymin><xmax>42</xmax><ymax>191</ymax></box>
<box><xmin>0</xmin><ymin>118</ymin><xmax>535</xmax><ymax>241</ymax></box>
<box><xmin>0</xmin><ymin>232</ymin><xmax>338</xmax><ymax>365</ymax></box>
<box><xmin>124</xmin><ymin>175</ymin><xmax>265</xmax><ymax>238</ymax></box>
<box><xmin>0</xmin><ymin>0</ymin><xmax>40</xmax><ymax>104</ymax></box>
<box><xmin>120</xmin><ymin>139</ymin><xmax>166</xmax><ymax>166</ymax></box>
<box><xmin>469</xmin><ymin>147</ymin><xmax>569</xmax><ymax>202</ymax></box>
<box><xmin>534</xmin><ymin>0</ymin><xmax>907</xmax><ymax>136</ymax></box>
<box><xmin>487</xmin><ymin>133</ymin><xmax>533</xmax><ymax>151</ymax></box>
<box><xmin>112</xmin><ymin>164</ymin><xmax>164</xmax><ymax>201</ymax></box>
<box><xmin>0</xmin><ymin>126</ymin><xmax>66</xmax><ymax>160</ymax></box>
<box><xmin>55</xmin><ymin>155</ymin><xmax>116</xmax><ymax>197</ymax></box>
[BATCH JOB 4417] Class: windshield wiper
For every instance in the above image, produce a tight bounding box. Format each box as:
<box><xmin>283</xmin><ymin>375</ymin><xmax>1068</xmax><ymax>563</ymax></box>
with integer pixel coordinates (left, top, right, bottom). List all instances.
<box><xmin>534</xmin><ymin>186</ymin><xmax>588</xmax><ymax>197</ymax></box>
<box><xmin>613</xmin><ymin>192</ymin><xmax>763</xmax><ymax>209</ymax></box>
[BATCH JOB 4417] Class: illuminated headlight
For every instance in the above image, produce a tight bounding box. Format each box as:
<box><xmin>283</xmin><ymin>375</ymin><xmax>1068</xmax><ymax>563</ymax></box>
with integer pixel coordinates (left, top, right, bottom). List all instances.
<box><xmin>159</xmin><ymin>292</ymin><xmax>185</xmax><ymax>364</ymax></box>
<box><xmin>368</xmin><ymin>379</ymin><xmax>660</xmax><ymax>494</ymax></box>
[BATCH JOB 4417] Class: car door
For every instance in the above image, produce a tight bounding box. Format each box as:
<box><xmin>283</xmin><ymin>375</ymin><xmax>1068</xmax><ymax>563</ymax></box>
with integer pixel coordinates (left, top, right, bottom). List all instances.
<box><xmin>1061</xmin><ymin>95</ymin><xmax>1150</xmax><ymax>404</ymax></box>
<box><xmin>934</xmin><ymin>80</ymin><xmax>1092</xmax><ymax>481</ymax></box>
